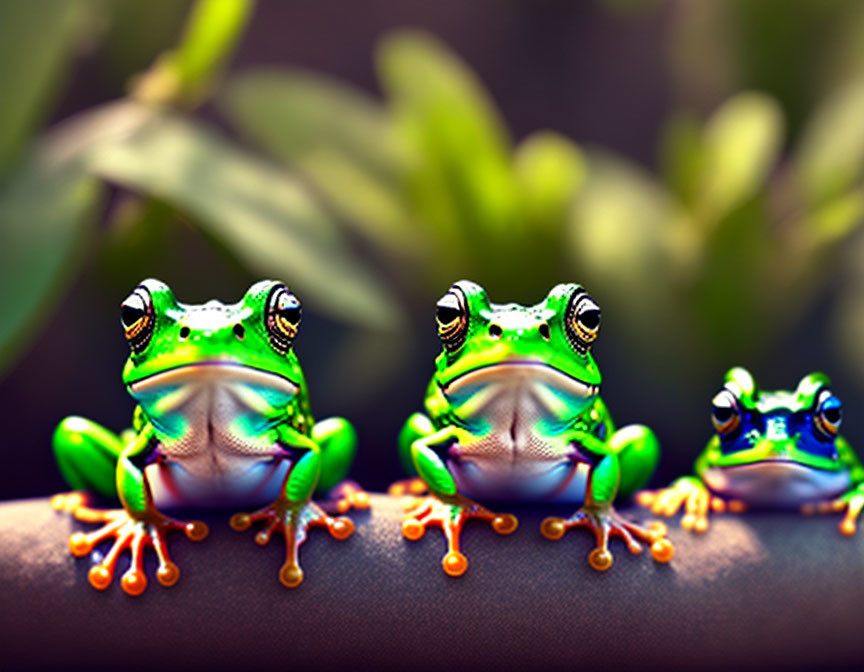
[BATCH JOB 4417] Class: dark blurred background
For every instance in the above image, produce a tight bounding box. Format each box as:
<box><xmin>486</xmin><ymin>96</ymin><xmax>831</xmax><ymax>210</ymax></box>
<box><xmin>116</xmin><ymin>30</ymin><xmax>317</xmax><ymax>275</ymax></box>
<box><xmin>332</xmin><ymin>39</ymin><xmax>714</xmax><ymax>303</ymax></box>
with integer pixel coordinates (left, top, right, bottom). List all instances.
<box><xmin>2</xmin><ymin>0</ymin><xmax>864</xmax><ymax>499</ymax></box>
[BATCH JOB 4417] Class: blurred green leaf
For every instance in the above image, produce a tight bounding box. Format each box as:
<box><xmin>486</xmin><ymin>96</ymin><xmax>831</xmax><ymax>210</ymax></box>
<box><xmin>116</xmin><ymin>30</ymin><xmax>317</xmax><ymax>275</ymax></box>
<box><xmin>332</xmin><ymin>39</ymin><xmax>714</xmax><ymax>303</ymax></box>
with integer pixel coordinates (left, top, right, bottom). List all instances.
<box><xmin>833</xmin><ymin>232</ymin><xmax>864</xmax><ymax>380</ymax></box>
<box><xmin>0</xmin><ymin>101</ymin><xmax>153</xmax><ymax>373</ymax></box>
<box><xmin>570</xmin><ymin>152</ymin><xmax>685</xmax><ymax>302</ymax></box>
<box><xmin>134</xmin><ymin>0</ymin><xmax>253</xmax><ymax>107</ymax></box>
<box><xmin>802</xmin><ymin>187</ymin><xmax>864</xmax><ymax>245</ymax></box>
<box><xmin>0</xmin><ymin>135</ymin><xmax>111</xmax><ymax>372</ymax></box>
<box><xmin>0</xmin><ymin>0</ymin><xmax>92</xmax><ymax>175</ymax></box>
<box><xmin>221</xmin><ymin>69</ymin><xmax>400</xmax><ymax>178</ymax></box>
<box><xmin>102</xmin><ymin>0</ymin><xmax>191</xmax><ymax>83</ymax></box>
<box><xmin>796</xmin><ymin>81</ymin><xmax>864</xmax><ymax>206</ymax></box>
<box><xmin>220</xmin><ymin>69</ymin><xmax>419</xmax><ymax>258</ymax></box>
<box><xmin>694</xmin><ymin>196</ymin><xmax>772</xmax><ymax>355</ymax></box>
<box><xmin>376</xmin><ymin>30</ymin><xmax>517</xmax><ymax>242</ymax></box>
<box><xmin>299</xmin><ymin>153</ymin><xmax>424</xmax><ymax>260</ymax></box>
<box><xmin>659</xmin><ymin>112</ymin><xmax>704</xmax><ymax>206</ymax></box>
<box><xmin>86</xmin><ymin>111</ymin><xmax>403</xmax><ymax>330</ymax></box>
<box><xmin>514</xmin><ymin>131</ymin><xmax>586</xmax><ymax>229</ymax></box>
<box><xmin>698</xmin><ymin>92</ymin><xmax>783</xmax><ymax>223</ymax></box>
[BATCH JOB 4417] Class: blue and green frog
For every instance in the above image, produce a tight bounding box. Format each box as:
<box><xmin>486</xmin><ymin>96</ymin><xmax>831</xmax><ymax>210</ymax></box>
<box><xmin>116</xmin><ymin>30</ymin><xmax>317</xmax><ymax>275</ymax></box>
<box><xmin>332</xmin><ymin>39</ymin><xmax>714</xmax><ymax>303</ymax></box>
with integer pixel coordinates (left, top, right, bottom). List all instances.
<box><xmin>638</xmin><ymin>367</ymin><xmax>864</xmax><ymax>534</ymax></box>
<box><xmin>390</xmin><ymin>281</ymin><xmax>674</xmax><ymax>576</ymax></box>
<box><xmin>51</xmin><ymin>279</ymin><xmax>368</xmax><ymax>594</ymax></box>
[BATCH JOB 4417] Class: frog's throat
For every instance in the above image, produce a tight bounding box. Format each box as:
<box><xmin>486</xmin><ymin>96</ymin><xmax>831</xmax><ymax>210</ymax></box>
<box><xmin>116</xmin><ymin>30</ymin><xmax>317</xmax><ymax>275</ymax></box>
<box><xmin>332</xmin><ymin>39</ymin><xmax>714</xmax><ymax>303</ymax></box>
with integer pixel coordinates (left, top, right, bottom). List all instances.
<box><xmin>126</xmin><ymin>362</ymin><xmax>299</xmax><ymax>395</ymax></box>
<box><xmin>441</xmin><ymin>361</ymin><xmax>598</xmax><ymax>398</ymax></box>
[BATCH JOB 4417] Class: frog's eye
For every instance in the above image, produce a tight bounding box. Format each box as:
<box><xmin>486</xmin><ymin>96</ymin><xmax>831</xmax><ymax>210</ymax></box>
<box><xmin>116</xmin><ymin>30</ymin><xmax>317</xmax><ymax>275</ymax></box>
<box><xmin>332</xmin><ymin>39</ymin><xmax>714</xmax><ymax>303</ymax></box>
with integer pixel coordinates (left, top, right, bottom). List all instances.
<box><xmin>120</xmin><ymin>287</ymin><xmax>154</xmax><ymax>353</ymax></box>
<box><xmin>814</xmin><ymin>390</ymin><xmax>843</xmax><ymax>437</ymax></box>
<box><xmin>711</xmin><ymin>389</ymin><xmax>741</xmax><ymax>435</ymax></box>
<box><xmin>436</xmin><ymin>289</ymin><xmax>468</xmax><ymax>353</ymax></box>
<box><xmin>266</xmin><ymin>285</ymin><xmax>302</xmax><ymax>354</ymax></box>
<box><xmin>565</xmin><ymin>291</ymin><xmax>601</xmax><ymax>353</ymax></box>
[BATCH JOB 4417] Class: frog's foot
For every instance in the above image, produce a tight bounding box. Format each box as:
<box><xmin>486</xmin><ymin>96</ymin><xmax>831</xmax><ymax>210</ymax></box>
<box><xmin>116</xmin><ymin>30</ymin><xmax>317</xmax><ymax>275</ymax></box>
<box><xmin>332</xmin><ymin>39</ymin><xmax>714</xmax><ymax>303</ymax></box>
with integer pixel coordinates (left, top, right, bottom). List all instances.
<box><xmin>541</xmin><ymin>505</ymin><xmax>673</xmax><ymax>571</ymax></box>
<box><xmin>322</xmin><ymin>480</ymin><xmax>370</xmax><ymax>515</ymax></box>
<box><xmin>636</xmin><ymin>479</ymin><xmax>746</xmax><ymax>533</ymax></box>
<box><xmin>50</xmin><ymin>491</ymin><xmax>90</xmax><ymax>514</ymax></box>
<box><xmin>68</xmin><ymin>504</ymin><xmax>208</xmax><ymax>596</ymax></box>
<box><xmin>230</xmin><ymin>498</ymin><xmax>355</xmax><ymax>588</ymax></box>
<box><xmin>387</xmin><ymin>477</ymin><xmax>428</xmax><ymax>497</ymax></box>
<box><xmin>400</xmin><ymin>494</ymin><xmax>518</xmax><ymax>577</ymax></box>
<box><xmin>802</xmin><ymin>489</ymin><xmax>864</xmax><ymax>536</ymax></box>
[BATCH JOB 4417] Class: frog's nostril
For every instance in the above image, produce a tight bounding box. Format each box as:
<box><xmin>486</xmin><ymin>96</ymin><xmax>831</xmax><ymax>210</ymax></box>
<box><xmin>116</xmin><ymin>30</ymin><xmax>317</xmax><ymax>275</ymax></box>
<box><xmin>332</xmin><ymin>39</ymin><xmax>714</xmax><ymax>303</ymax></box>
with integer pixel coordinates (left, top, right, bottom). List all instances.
<box><xmin>489</xmin><ymin>324</ymin><xmax>503</xmax><ymax>339</ymax></box>
<box><xmin>233</xmin><ymin>324</ymin><xmax>245</xmax><ymax>340</ymax></box>
<box><xmin>539</xmin><ymin>323</ymin><xmax>550</xmax><ymax>340</ymax></box>
<box><xmin>179</xmin><ymin>326</ymin><xmax>191</xmax><ymax>340</ymax></box>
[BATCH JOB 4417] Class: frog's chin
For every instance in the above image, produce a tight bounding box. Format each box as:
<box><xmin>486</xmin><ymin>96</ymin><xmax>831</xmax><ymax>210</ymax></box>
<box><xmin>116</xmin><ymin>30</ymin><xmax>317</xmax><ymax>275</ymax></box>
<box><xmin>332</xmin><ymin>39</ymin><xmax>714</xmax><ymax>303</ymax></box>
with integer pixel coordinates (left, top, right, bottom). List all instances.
<box><xmin>126</xmin><ymin>361</ymin><xmax>299</xmax><ymax>396</ymax></box>
<box><xmin>451</xmin><ymin>458</ymin><xmax>590</xmax><ymax>503</ymax></box>
<box><xmin>703</xmin><ymin>460</ymin><xmax>851</xmax><ymax>508</ymax></box>
<box><xmin>442</xmin><ymin>361</ymin><xmax>599</xmax><ymax>398</ymax></box>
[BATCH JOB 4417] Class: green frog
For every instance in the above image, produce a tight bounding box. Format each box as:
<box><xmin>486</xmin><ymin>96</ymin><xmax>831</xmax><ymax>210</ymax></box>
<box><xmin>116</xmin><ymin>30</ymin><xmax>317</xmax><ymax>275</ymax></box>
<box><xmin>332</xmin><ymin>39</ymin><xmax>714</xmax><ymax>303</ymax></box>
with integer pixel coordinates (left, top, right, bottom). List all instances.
<box><xmin>51</xmin><ymin>279</ymin><xmax>368</xmax><ymax>594</ymax></box>
<box><xmin>637</xmin><ymin>367</ymin><xmax>864</xmax><ymax>533</ymax></box>
<box><xmin>390</xmin><ymin>280</ymin><xmax>673</xmax><ymax>576</ymax></box>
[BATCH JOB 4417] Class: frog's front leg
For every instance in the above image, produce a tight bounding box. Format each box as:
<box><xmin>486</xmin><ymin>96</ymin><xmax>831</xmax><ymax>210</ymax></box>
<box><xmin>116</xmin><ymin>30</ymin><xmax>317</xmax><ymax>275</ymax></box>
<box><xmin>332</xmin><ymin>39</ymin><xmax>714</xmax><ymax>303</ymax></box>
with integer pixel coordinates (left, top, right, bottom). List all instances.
<box><xmin>53</xmin><ymin>417</ymin><xmax>208</xmax><ymax>595</ymax></box>
<box><xmin>400</xmin><ymin>426</ymin><xmax>518</xmax><ymax>577</ymax></box>
<box><xmin>229</xmin><ymin>426</ymin><xmax>357</xmax><ymax>588</ymax></box>
<box><xmin>388</xmin><ymin>412</ymin><xmax>434</xmax><ymax>497</ymax></box>
<box><xmin>314</xmin><ymin>417</ymin><xmax>370</xmax><ymax>514</ymax></box>
<box><xmin>542</xmin><ymin>426</ymin><xmax>673</xmax><ymax>571</ymax></box>
<box><xmin>636</xmin><ymin>476</ymin><xmax>747</xmax><ymax>532</ymax></box>
<box><xmin>803</xmin><ymin>483</ymin><xmax>864</xmax><ymax>536</ymax></box>
<box><xmin>51</xmin><ymin>416</ymin><xmax>125</xmax><ymax>513</ymax></box>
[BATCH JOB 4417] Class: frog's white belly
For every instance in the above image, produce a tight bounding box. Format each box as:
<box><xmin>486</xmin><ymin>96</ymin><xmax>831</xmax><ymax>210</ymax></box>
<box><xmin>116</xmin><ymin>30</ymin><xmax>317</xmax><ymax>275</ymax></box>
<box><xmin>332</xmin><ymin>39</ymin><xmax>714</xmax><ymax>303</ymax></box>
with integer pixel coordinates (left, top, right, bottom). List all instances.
<box><xmin>443</xmin><ymin>362</ymin><xmax>597</xmax><ymax>502</ymax></box>
<box><xmin>703</xmin><ymin>461</ymin><xmax>851</xmax><ymax>508</ymax></box>
<box><xmin>129</xmin><ymin>363</ymin><xmax>298</xmax><ymax>508</ymax></box>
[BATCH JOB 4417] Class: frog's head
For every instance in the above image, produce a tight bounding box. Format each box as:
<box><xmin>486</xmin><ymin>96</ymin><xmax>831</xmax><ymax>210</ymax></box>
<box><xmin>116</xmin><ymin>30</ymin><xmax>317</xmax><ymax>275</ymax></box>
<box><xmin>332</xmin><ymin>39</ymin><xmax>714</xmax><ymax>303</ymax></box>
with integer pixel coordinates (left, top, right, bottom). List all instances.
<box><xmin>704</xmin><ymin>367</ymin><xmax>844</xmax><ymax>473</ymax></box>
<box><xmin>432</xmin><ymin>280</ymin><xmax>602</xmax><ymax>396</ymax></box>
<box><xmin>120</xmin><ymin>279</ymin><xmax>305</xmax><ymax>394</ymax></box>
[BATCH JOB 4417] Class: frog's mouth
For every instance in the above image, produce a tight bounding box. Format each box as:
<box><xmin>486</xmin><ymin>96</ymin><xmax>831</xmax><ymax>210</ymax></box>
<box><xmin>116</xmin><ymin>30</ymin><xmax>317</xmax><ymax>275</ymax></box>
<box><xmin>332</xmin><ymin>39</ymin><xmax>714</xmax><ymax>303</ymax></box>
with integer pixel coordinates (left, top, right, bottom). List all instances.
<box><xmin>442</xmin><ymin>361</ymin><xmax>598</xmax><ymax>398</ymax></box>
<box><xmin>703</xmin><ymin>460</ymin><xmax>851</xmax><ymax>507</ymax></box>
<box><xmin>127</xmin><ymin>362</ymin><xmax>299</xmax><ymax>395</ymax></box>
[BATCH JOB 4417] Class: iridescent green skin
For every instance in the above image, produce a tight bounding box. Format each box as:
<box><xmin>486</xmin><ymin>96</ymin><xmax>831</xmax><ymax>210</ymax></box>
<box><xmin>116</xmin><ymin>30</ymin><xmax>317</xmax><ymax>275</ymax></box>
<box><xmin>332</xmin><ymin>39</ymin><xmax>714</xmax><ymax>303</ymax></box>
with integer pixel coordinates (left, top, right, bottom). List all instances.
<box><xmin>640</xmin><ymin>367</ymin><xmax>864</xmax><ymax>532</ymax></box>
<box><xmin>53</xmin><ymin>279</ymin><xmax>359</xmax><ymax>590</ymax></box>
<box><xmin>55</xmin><ymin>279</ymin><xmax>355</xmax><ymax>511</ymax></box>
<box><xmin>397</xmin><ymin>281</ymin><xmax>671</xmax><ymax>574</ymax></box>
<box><xmin>400</xmin><ymin>281</ymin><xmax>658</xmax><ymax>505</ymax></box>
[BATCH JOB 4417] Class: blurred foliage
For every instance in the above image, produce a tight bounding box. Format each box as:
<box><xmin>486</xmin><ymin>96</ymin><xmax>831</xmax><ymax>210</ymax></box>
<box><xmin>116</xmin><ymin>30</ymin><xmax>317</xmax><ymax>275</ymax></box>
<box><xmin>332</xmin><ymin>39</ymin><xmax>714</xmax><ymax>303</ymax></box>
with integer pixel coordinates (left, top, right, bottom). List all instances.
<box><xmin>219</xmin><ymin>31</ymin><xmax>587</xmax><ymax>304</ymax></box>
<box><xmin>1</xmin><ymin>0</ymin><xmax>864</xmax><ymax>395</ymax></box>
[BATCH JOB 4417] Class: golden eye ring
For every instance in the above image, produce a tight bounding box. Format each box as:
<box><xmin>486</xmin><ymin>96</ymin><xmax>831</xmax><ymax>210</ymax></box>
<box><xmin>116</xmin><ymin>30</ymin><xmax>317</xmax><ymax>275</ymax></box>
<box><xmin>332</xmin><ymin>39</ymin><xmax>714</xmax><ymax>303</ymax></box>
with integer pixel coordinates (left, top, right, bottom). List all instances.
<box><xmin>120</xmin><ymin>287</ymin><xmax>154</xmax><ymax>353</ymax></box>
<box><xmin>266</xmin><ymin>285</ymin><xmax>302</xmax><ymax>353</ymax></box>
<box><xmin>436</xmin><ymin>288</ymin><xmax>468</xmax><ymax>353</ymax></box>
<box><xmin>565</xmin><ymin>290</ymin><xmax>601</xmax><ymax>353</ymax></box>
<box><xmin>711</xmin><ymin>389</ymin><xmax>741</xmax><ymax>435</ymax></box>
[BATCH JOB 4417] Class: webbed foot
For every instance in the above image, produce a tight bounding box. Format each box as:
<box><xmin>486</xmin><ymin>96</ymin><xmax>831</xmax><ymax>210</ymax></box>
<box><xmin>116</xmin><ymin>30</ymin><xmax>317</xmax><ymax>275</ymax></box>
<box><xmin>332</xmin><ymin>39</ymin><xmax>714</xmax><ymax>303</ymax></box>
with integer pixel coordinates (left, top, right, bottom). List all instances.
<box><xmin>230</xmin><ymin>498</ymin><xmax>355</xmax><ymax>588</ymax></box>
<box><xmin>541</xmin><ymin>505</ymin><xmax>673</xmax><ymax>571</ymax></box>
<box><xmin>400</xmin><ymin>494</ymin><xmax>518</xmax><ymax>577</ymax></box>
<box><xmin>66</xmin><ymin>503</ymin><xmax>208</xmax><ymax>595</ymax></box>
<box><xmin>802</xmin><ymin>487</ymin><xmax>864</xmax><ymax>536</ymax></box>
<box><xmin>387</xmin><ymin>477</ymin><xmax>428</xmax><ymax>497</ymax></box>
<box><xmin>636</xmin><ymin>477</ymin><xmax>746</xmax><ymax>532</ymax></box>
<box><xmin>323</xmin><ymin>480</ymin><xmax>370</xmax><ymax>514</ymax></box>
<box><xmin>50</xmin><ymin>491</ymin><xmax>90</xmax><ymax>514</ymax></box>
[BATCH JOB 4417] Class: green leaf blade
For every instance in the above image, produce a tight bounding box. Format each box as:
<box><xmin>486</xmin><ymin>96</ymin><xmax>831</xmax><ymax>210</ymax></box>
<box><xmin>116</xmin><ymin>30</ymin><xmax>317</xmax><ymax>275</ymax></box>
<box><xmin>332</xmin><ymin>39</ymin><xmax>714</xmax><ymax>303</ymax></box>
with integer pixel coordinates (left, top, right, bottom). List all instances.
<box><xmin>87</xmin><ymin>113</ymin><xmax>403</xmax><ymax>330</ymax></box>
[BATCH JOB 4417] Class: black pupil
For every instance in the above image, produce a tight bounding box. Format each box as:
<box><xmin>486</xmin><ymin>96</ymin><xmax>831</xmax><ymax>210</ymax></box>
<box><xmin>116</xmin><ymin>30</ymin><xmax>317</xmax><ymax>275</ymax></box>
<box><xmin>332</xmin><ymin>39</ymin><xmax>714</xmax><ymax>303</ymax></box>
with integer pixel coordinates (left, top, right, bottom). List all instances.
<box><xmin>437</xmin><ymin>305</ymin><xmax>461</xmax><ymax>324</ymax></box>
<box><xmin>713</xmin><ymin>406</ymin><xmax>733</xmax><ymax>423</ymax></box>
<box><xmin>121</xmin><ymin>305</ymin><xmax>145</xmax><ymax>328</ymax></box>
<box><xmin>279</xmin><ymin>306</ymin><xmax>301</xmax><ymax>325</ymax></box>
<box><xmin>823</xmin><ymin>407</ymin><xmax>842</xmax><ymax>423</ymax></box>
<box><xmin>578</xmin><ymin>309</ymin><xmax>600</xmax><ymax>330</ymax></box>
